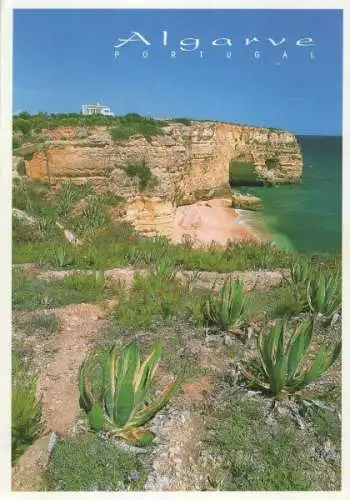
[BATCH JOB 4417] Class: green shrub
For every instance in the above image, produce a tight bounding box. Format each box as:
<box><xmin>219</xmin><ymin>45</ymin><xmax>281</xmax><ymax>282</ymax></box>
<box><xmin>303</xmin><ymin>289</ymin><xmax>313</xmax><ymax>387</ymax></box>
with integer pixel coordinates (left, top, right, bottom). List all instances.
<box><xmin>13</xmin><ymin>118</ymin><xmax>32</xmax><ymax>135</ymax></box>
<box><xmin>13</xmin><ymin>137</ymin><xmax>21</xmax><ymax>150</ymax></box>
<box><xmin>242</xmin><ymin>317</ymin><xmax>341</xmax><ymax>398</ymax></box>
<box><xmin>111</xmin><ymin>116</ymin><xmax>163</xmax><ymax>142</ymax></box>
<box><xmin>12</xmin><ymin>353</ymin><xmax>42</xmax><ymax>463</ymax></box>
<box><xmin>170</xmin><ymin>118</ymin><xmax>192</xmax><ymax>125</ymax></box>
<box><xmin>202</xmin><ymin>279</ymin><xmax>250</xmax><ymax>331</ymax></box>
<box><xmin>44</xmin><ymin>435</ymin><xmax>146</xmax><ymax>491</ymax></box>
<box><xmin>111</xmin><ymin>126</ymin><xmax>138</xmax><ymax>141</ymax></box>
<box><xmin>125</xmin><ymin>161</ymin><xmax>152</xmax><ymax>191</ymax></box>
<box><xmin>229</xmin><ymin>160</ymin><xmax>263</xmax><ymax>186</ymax></box>
<box><xmin>79</xmin><ymin>342</ymin><xmax>177</xmax><ymax>444</ymax></box>
<box><xmin>99</xmin><ymin>193</ymin><xmax>125</xmax><ymax>206</ymax></box>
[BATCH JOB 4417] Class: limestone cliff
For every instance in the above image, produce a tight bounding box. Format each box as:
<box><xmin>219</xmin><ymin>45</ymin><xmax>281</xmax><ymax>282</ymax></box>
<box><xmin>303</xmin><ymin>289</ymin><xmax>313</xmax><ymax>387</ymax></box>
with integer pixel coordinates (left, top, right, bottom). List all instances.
<box><xmin>18</xmin><ymin>121</ymin><xmax>303</xmax><ymax>206</ymax></box>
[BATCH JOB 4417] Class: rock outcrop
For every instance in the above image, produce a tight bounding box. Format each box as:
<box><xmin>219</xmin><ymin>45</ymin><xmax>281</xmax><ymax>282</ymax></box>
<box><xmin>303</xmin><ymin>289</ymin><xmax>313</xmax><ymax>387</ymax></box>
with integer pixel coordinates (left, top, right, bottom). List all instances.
<box><xmin>14</xmin><ymin>120</ymin><xmax>303</xmax><ymax>244</ymax></box>
<box><xmin>18</xmin><ymin>121</ymin><xmax>302</xmax><ymax>205</ymax></box>
<box><xmin>231</xmin><ymin>193</ymin><xmax>263</xmax><ymax>211</ymax></box>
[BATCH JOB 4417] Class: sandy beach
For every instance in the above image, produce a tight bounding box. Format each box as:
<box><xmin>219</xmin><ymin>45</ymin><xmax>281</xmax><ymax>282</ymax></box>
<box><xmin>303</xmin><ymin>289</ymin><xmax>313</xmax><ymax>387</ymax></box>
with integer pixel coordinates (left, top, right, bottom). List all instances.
<box><xmin>171</xmin><ymin>198</ymin><xmax>261</xmax><ymax>248</ymax></box>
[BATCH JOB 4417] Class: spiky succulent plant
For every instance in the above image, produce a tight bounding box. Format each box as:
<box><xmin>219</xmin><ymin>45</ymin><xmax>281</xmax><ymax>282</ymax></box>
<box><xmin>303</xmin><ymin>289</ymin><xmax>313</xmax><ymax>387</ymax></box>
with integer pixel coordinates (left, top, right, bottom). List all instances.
<box><xmin>307</xmin><ymin>272</ymin><xmax>341</xmax><ymax>317</ymax></box>
<box><xmin>202</xmin><ymin>278</ymin><xmax>250</xmax><ymax>332</ymax></box>
<box><xmin>78</xmin><ymin>342</ymin><xmax>177</xmax><ymax>445</ymax></box>
<box><xmin>290</xmin><ymin>259</ymin><xmax>312</xmax><ymax>288</ymax></box>
<box><xmin>241</xmin><ymin>317</ymin><xmax>341</xmax><ymax>398</ymax></box>
<box><xmin>153</xmin><ymin>258</ymin><xmax>176</xmax><ymax>281</ymax></box>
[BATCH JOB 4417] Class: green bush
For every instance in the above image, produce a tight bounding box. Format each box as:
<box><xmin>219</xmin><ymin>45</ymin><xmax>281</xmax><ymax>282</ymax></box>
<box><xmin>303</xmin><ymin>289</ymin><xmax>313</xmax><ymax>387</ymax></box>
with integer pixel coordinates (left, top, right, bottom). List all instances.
<box><xmin>170</xmin><ymin>118</ymin><xmax>192</xmax><ymax>125</ymax></box>
<box><xmin>13</xmin><ymin>118</ymin><xmax>32</xmax><ymax>135</ymax></box>
<box><xmin>13</xmin><ymin>137</ymin><xmax>21</xmax><ymax>150</ymax></box>
<box><xmin>99</xmin><ymin>192</ymin><xmax>125</xmax><ymax>206</ymax></box>
<box><xmin>12</xmin><ymin>353</ymin><xmax>42</xmax><ymax>463</ymax></box>
<box><xmin>125</xmin><ymin>161</ymin><xmax>152</xmax><ymax>191</ymax></box>
<box><xmin>111</xmin><ymin>117</ymin><xmax>163</xmax><ymax>142</ymax></box>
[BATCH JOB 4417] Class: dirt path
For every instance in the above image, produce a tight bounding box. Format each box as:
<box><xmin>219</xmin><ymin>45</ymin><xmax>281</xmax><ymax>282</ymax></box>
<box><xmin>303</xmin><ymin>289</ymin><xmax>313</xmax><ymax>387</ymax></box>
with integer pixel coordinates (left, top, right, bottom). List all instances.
<box><xmin>37</xmin><ymin>302</ymin><xmax>105</xmax><ymax>437</ymax></box>
<box><xmin>12</xmin><ymin>302</ymin><xmax>106</xmax><ymax>490</ymax></box>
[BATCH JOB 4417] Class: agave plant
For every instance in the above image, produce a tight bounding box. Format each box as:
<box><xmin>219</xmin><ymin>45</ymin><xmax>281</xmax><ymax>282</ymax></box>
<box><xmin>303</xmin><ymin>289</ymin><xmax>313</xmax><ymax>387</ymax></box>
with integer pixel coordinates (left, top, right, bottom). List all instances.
<box><xmin>53</xmin><ymin>245</ymin><xmax>75</xmax><ymax>268</ymax></box>
<box><xmin>153</xmin><ymin>258</ymin><xmax>176</xmax><ymax>281</ymax></box>
<box><xmin>289</xmin><ymin>259</ymin><xmax>312</xmax><ymax>288</ymax></box>
<box><xmin>307</xmin><ymin>272</ymin><xmax>341</xmax><ymax>317</ymax></box>
<box><xmin>78</xmin><ymin>342</ymin><xmax>177</xmax><ymax>445</ymax></box>
<box><xmin>202</xmin><ymin>278</ymin><xmax>250</xmax><ymax>331</ymax></box>
<box><xmin>241</xmin><ymin>317</ymin><xmax>341</xmax><ymax>398</ymax></box>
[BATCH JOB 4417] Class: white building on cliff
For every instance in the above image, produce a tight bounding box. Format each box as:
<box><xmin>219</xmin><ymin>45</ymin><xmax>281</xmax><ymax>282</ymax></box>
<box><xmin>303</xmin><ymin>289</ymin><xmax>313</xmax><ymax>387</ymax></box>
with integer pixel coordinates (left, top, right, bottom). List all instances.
<box><xmin>81</xmin><ymin>102</ymin><xmax>114</xmax><ymax>116</ymax></box>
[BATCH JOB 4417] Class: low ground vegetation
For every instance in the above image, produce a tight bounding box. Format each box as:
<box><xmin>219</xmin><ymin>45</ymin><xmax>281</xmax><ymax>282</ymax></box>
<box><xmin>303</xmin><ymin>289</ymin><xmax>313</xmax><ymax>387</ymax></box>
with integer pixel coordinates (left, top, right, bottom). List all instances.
<box><xmin>12</xmin><ymin>353</ymin><xmax>42</xmax><ymax>463</ymax></box>
<box><xmin>11</xmin><ymin>177</ymin><xmax>341</xmax><ymax>491</ymax></box>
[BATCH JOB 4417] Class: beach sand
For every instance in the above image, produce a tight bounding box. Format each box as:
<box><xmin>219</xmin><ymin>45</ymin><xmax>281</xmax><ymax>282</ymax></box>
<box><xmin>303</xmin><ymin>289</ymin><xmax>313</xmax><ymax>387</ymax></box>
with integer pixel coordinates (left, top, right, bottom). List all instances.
<box><xmin>171</xmin><ymin>199</ymin><xmax>261</xmax><ymax>248</ymax></box>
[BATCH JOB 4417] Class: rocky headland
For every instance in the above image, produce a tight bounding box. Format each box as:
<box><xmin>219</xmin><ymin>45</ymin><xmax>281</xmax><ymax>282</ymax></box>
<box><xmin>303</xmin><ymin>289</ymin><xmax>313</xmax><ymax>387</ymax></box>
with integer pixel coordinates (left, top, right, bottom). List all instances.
<box><xmin>13</xmin><ymin>120</ymin><xmax>303</xmax><ymax>246</ymax></box>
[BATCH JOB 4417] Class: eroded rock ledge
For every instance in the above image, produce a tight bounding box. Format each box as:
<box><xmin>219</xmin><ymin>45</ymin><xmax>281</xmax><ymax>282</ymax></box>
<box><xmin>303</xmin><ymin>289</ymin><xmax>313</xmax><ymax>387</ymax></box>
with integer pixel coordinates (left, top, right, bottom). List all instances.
<box><xmin>14</xmin><ymin>120</ymin><xmax>303</xmax><ymax>244</ymax></box>
<box><xmin>18</xmin><ymin>121</ymin><xmax>302</xmax><ymax>203</ymax></box>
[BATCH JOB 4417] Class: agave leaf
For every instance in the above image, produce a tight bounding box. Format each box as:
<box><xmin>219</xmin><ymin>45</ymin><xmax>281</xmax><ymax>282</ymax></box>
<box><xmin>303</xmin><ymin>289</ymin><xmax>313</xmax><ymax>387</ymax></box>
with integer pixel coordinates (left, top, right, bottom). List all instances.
<box><xmin>270</xmin><ymin>356</ymin><xmax>286</xmax><ymax>396</ymax></box>
<box><xmin>316</xmin><ymin>274</ymin><xmax>326</xmax><ymax>312</ymax></box>
<box><xmin>322</xmin><ymin>341</ymin><xmax>341</xmax><ymax>372</ymax></box>
<box><xmin>114</xmin><ymin>344</ymin><xmax>139</xmax><ymax>427</ymax></box>
<box><xmin>134</xmin><ymin>343</ymin><xmax>163</xmax><ymax>406</ymax></box>
<box><xmin>127</xmin><ymin>378</ymin><xmax>177</xmax><ymax>429</ymax></box>
<box><xmin>78</xmin><ymin>351</ymin><xmax>97</xmax><ymax>412</ymax></box>
<box><xmin>239</xmin><ymin>366</ymin><xmax>270</xmax><ymax>391</ymax></box>
<box><xmin>103</xmin><ymin>344</ymin><xmax>117</xmax><ymax>418</ymax></box>
<box><xmin>228</xmin><ymin>280</ymin><xmax>243</xmax><ymax>315</ymax></box>
<box><xmin>297</xmin><ymin>344</ymin><xmax>327</xmax><ymax>389</ymax></box>
<box><xmin>286</xmin><ymin>317</ymin><xmax>314</xmax><ymax>382</ymax></box>
<box><xmin>257</xmin><ymin>331</ymin><xmax>270</xmax><ymax>378</ymax></box>
<box><xmin>264</xmin><ymin>320</ymin><xmax>284</xmax><ymax>368</ymax></box>
<box><xmin>88</xmin><ymin>403</ymin><xmax>105</xmax><ymax>432</ymax></box>
<box><xmin>115</xmin><ymin>427</ymin><xmax>155</xmax><ymax>446</ymax></box>
<box><xmin>114</xmin><ymin>377</ymin><xmax>135</xmax><ymax>428</ymax></box>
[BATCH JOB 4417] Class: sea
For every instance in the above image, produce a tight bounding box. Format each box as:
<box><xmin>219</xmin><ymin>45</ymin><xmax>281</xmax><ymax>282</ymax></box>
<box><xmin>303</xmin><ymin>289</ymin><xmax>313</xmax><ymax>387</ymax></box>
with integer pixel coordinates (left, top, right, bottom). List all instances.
<box><xmin>237</xmin><ymin>136</ymin><xmax>342</xmax><ymax>255</ymax></box>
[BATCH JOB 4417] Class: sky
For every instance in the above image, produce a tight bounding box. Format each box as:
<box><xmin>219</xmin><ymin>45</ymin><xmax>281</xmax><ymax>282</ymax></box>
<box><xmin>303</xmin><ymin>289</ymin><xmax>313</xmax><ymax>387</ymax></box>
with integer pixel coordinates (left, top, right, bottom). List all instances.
<box><xmin>13</xmin><ymin>9</ymin><xmax>343</xmax><ymax>135</ymax></box>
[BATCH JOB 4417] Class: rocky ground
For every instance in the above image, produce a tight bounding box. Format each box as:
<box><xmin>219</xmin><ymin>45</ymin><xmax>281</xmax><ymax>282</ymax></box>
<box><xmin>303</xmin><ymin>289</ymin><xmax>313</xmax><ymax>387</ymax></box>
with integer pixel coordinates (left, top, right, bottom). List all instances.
<box><xmin>11</xmin><ymin>264</ymin><xmax>341</xmax><ymax>491</ymax></box>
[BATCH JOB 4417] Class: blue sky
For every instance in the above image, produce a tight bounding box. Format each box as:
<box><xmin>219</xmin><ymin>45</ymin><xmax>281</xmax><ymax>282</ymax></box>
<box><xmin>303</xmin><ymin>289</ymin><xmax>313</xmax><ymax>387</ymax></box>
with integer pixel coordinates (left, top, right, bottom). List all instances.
<box><xmin>13</xmin><ymin>9</ymin><xmax>343</xmax><ymax>135</ymax></box>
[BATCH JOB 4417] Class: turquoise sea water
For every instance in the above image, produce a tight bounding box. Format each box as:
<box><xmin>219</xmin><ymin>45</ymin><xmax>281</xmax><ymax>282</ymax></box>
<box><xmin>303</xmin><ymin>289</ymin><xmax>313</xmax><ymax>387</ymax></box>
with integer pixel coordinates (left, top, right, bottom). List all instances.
<box><xmin>237</xmin><ymin>136</ymin><xmax>342</xmax><ymax>254</ymax></box>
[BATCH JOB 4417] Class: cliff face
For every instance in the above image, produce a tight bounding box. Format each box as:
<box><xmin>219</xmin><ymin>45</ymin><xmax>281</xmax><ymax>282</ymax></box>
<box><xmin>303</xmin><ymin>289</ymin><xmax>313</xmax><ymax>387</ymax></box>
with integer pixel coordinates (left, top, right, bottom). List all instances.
<box><xmin>20</xmin><ymin>122</ymin><xmax>303</xmax><ymax>205</ymax></box>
